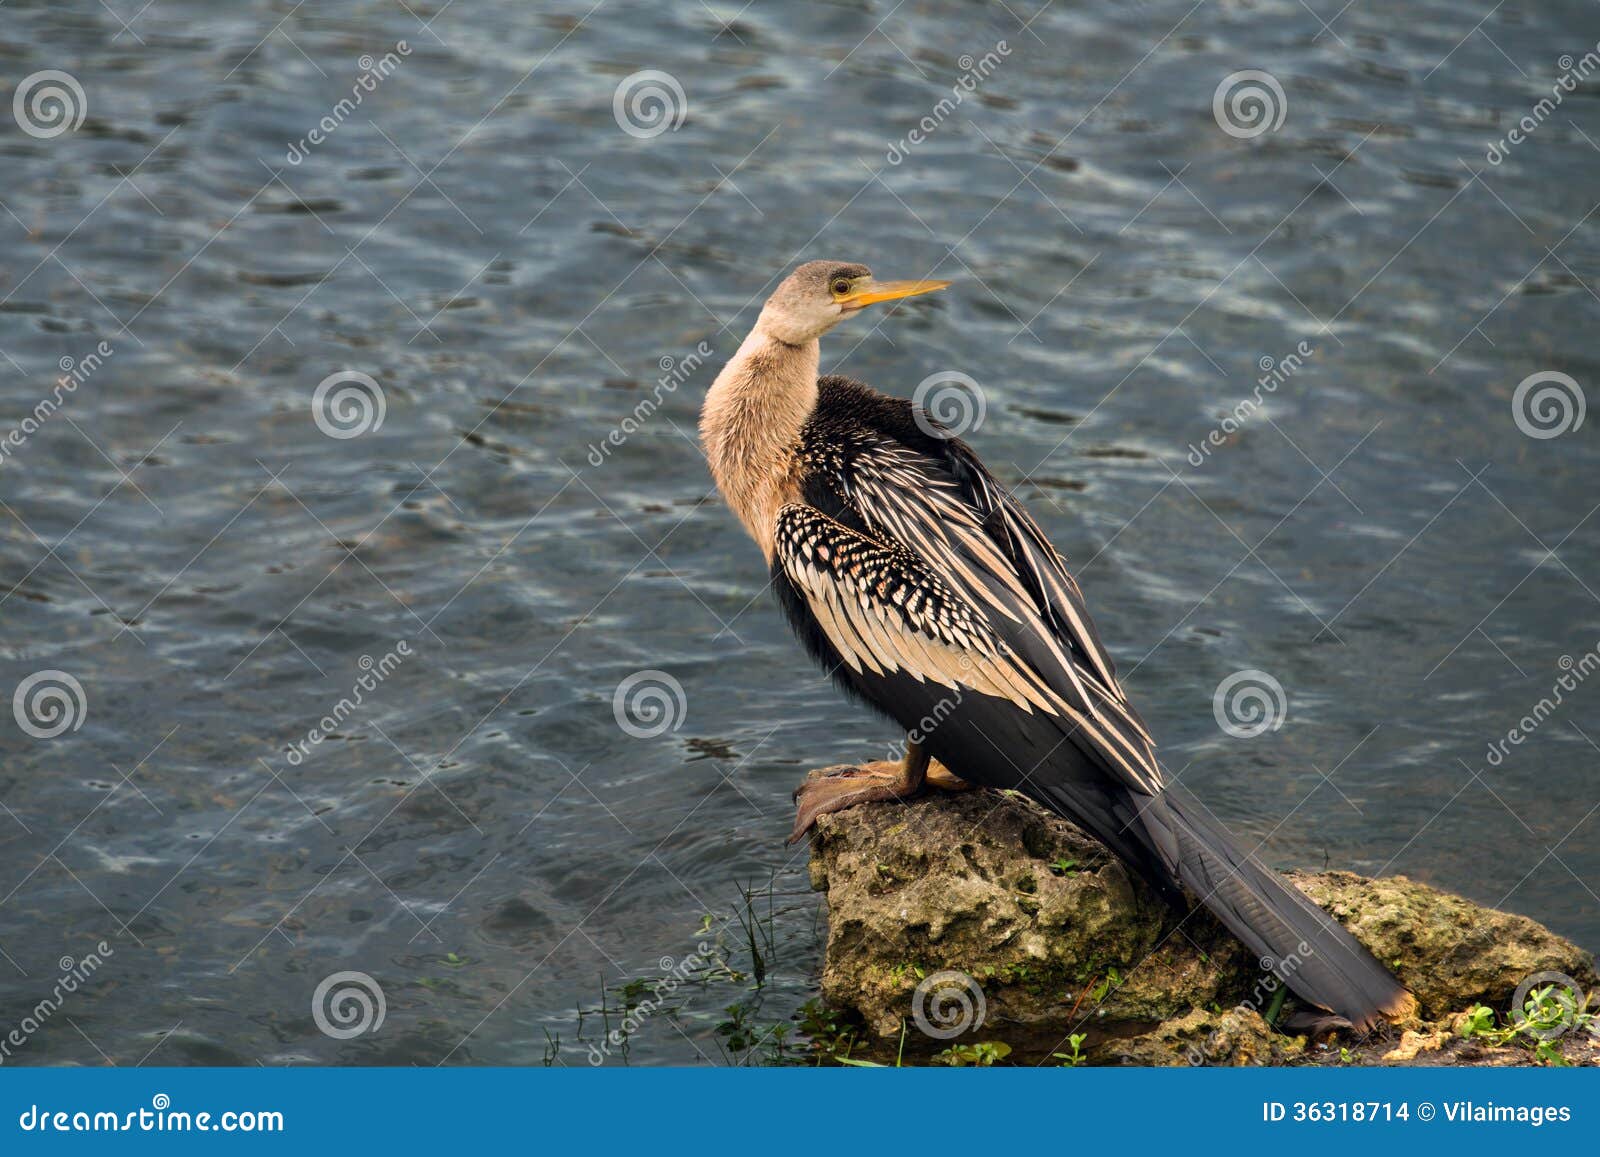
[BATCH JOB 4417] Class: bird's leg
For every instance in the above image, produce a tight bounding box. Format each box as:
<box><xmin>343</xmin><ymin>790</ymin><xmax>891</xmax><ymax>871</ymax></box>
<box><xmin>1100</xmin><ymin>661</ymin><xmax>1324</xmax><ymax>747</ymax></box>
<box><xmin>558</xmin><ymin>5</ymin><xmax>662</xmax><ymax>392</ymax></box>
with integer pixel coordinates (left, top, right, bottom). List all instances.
<box><xmin>788</xmin><ymin>738</ymin><xmax>939</xmax><ymax>843</ymax></box>
<box><xmin>926</xmin><ymin>758</ymin><xmax>974</xmax><ymax>792</ymax></box>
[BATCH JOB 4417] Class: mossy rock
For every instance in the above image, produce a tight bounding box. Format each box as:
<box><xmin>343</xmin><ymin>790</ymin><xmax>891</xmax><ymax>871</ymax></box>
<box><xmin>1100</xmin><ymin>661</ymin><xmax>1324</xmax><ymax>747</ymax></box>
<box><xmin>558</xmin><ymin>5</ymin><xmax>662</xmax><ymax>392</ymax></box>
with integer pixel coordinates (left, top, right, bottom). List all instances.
<box><xmin>1102</xmin><ymin>1008</ymin><xmax>1304</xmax><ymax>1067</ymax></box>
<box><xmin>808</xmin><ymin>788</ymin><xmax>1597</xmax><ymax>1064</ymax></box>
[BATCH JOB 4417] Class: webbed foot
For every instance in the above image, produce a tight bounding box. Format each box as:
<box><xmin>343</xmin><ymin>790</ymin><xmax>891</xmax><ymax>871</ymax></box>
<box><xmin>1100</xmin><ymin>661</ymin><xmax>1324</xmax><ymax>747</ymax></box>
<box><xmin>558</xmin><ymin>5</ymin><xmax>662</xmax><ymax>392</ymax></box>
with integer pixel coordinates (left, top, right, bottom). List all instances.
<box><xmin>787</xmin><ymin>760</ymin><xmax>926</xmax><ymax>844</ymax></box>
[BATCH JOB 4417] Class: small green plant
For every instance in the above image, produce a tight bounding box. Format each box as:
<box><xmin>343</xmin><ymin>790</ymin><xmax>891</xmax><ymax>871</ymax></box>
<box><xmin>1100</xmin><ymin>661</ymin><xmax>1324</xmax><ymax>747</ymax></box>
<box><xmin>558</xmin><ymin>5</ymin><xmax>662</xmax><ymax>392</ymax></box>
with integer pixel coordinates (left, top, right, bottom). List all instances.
<box><xmin>1090</xmin><ymin>968</ymin><xmax>1123</xmax><ymax>1003</ymax></box>
<box><xmin>618</xmin><ymin>977</ymin><xmax>653</xmax><ymax>1007</ymax></box>
<box><xmin>1458</xmin><ymin>1004</ymin><xmax>1496</xmax><ymax>1038</ymax></box>
<box><xmin>796</xmin><ymin>999</ymin><xmax>865</xmax><ymax>1066</ymax></box>
<box><xmin>1263</xmin><ymin>983</ymin><xmax>1289</xmax><ymax>1028</ymax></box>
<box><xmin>934</xmin><ymin>1040</ymin><xmax>1012</xmax><ymax>1067</ymax></box>
<box><xmin>759</xmin><ymin>1022</ymin><xmax>792</xmax><ymax>1065</ymax></box>
<box><xmin>1048</xmin><ymin>858</ymin><xmax>1079</xmax><ymax>876</ymax></box>
<box><xmin>1532</xmin><ymin>1039</ymin><xmax>1567</xmax><ymax>1066</ymax></box>
<box><xmin>886</xmin><ymin>961</ymin><xmax>926</xmax><ymax>985</ymax></box>
<box><xmin>732</xmin><ymin>880</ymin><xmax>775</xmax><ymax>988</ymax></box>
<box><xmin>1052</xmin><ymin>1033</ymin><xmax>1088</xmax><ymax>1066</ymax></box>
<box><xmin>820</xmin><ymin>1018</ymin><xmax>906</xmax><ymax>1067</ymax></box>
<box><xmin>716</xmin><ymin>1000</ymin><xmax>760</xmax><ymax>1052</ymax></box>
<box><xmin>1456</xmin><ymin>985</ymin><xmax>1596</xmax><ymax>1066</ymax></box>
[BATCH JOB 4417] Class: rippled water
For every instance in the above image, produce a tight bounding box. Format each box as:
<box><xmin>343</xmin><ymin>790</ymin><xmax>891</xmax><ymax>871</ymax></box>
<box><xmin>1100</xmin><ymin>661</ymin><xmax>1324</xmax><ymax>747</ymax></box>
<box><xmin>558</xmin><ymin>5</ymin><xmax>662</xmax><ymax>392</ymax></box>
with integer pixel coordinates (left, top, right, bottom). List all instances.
<box><xmin>1</xmin><ymin>0</ymin><xmax>1596</xmax><ymax>1066</ymax></box>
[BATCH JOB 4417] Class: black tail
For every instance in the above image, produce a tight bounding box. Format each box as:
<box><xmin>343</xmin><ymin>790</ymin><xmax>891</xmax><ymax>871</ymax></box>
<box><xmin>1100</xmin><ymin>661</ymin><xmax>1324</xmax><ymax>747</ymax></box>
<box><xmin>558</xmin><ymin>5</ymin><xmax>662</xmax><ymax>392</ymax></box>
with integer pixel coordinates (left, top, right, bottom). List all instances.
<box><xmin>1037</xmin><ymin>778</ymin><xmax>1414</xmax><ymax>1031</ymax></box>
<box><xmin>1143</xmin><ymin>783</ymin><xmax>1413</xmax><ymax>1030</ymax></box>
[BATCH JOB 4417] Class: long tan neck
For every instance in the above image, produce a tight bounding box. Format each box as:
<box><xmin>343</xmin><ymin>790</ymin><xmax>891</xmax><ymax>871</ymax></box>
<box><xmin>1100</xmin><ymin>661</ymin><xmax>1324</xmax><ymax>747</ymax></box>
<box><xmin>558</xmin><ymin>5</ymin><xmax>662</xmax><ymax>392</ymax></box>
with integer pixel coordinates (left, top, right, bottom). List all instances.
<box><xmin>700</xmin><ymin>323</ymin><xmax>820</xmax><ymax>559</ymax></box>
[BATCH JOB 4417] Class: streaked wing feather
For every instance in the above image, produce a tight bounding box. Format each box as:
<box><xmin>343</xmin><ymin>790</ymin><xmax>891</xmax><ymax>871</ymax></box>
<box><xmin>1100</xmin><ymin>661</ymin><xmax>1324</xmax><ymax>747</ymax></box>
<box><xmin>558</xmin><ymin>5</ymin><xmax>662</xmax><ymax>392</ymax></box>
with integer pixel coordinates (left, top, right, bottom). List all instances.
<box><xmin>797</xmin><ymin>412</ymin><xmax>1161</xmax><ymax>794</ymax></box>
<box><xmin>844</xmin><ymin>438</ymin><xmax>1148</xmax><ymax>730</ymax></box>
<box><xmin>775</xmin><ymin>504</ymin><xmax>1160</xmax><ymax>791</ymax></box>
<box><xmin>843</xmin><ymin>441</ymin><xmax>1098</xmax><ymax>709</ymax></box>
<box><xmin>950</xmin><ymin>449</ymin><xmax>1130</xmax><ymax>706</ymax></box>
<box><xmin>775</xmin><ymin>506</ymin><xmax>1062</xmax><ymax>713</ymax></box>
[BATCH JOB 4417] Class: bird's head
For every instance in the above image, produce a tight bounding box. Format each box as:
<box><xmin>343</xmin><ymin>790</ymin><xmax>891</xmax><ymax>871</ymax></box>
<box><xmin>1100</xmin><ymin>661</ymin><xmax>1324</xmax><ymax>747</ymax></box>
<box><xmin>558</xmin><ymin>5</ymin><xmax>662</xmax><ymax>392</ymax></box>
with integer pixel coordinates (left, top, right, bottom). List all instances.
<box><xmin>757</xmin><ymin>260</ymin><xmax>949</xmax><ymax>344</ymax></box>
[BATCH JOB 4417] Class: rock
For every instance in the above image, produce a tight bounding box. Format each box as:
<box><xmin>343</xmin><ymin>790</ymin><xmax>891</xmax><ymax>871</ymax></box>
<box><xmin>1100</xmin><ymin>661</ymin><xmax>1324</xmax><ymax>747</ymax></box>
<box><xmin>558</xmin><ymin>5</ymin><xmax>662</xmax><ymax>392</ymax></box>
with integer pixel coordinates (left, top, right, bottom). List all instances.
<box><xmin>807</xmin><ymin>788</ymin><xmax>1598</xmax><ymax>1065</ymax></box>
<box><xmin>1287</xmin><ymin>870</ymin><xmax>1594</xmax><ymax>1018</ymax></box>
<box><xmin>1382</xmin><ymin>1027</ymin><xmax>1452</xmax><ymax>1063</ymax></box>
<box><xmin>1101</xmin><ymin>1007</ymin><xmax>1301</xmax><ymax>1067</ymax></box>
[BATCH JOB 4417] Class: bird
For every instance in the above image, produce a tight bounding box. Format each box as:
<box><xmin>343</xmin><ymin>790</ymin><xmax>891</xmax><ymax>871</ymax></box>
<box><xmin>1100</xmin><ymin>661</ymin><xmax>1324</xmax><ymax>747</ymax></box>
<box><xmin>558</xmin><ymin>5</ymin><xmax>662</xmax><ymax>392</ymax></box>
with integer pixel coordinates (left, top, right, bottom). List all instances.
<box><xmin>699</xmin><ymin>259</ymin><xmax>1415</xmax><ymax>1033</ymax></box>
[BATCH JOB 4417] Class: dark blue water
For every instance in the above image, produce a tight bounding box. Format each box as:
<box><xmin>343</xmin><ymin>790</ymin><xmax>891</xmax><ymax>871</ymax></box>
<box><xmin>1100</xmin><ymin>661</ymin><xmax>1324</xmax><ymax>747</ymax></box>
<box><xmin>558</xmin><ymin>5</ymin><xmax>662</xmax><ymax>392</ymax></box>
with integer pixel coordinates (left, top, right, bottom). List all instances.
<box><xmin>1</xmin><ymin>0</ymin><xmax>1596</xmax><ymax>1065</ymax></box>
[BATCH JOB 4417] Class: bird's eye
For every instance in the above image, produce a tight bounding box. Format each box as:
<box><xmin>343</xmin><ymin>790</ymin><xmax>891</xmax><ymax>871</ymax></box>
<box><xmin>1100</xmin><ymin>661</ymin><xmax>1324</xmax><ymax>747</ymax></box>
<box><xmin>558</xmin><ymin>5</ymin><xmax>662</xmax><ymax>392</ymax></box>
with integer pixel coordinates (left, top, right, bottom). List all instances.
<box><xmin>831</xmin><ymin>279</ymin><xmax>852</xmax><ymax>296</ymax></box>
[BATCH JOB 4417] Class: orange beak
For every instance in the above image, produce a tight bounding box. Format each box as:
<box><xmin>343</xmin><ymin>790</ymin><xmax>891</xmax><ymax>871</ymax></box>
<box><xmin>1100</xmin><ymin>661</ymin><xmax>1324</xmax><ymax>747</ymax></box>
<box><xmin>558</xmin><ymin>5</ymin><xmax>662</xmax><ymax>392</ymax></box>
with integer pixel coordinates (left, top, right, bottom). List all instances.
<box><xmin>839</xmin><ymin>277</ymin><xmax>951</xmax><ymax>308</ymax></box>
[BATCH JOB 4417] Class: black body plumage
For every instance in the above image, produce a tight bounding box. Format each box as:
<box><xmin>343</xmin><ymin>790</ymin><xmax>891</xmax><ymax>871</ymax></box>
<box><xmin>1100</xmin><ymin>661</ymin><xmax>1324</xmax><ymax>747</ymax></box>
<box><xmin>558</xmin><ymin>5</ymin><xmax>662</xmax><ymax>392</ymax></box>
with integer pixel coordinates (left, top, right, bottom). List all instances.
<box><xmin>770</xmin><ymin>375</ymin><xmax>1412</xmax><ymax>1031</ymax></box>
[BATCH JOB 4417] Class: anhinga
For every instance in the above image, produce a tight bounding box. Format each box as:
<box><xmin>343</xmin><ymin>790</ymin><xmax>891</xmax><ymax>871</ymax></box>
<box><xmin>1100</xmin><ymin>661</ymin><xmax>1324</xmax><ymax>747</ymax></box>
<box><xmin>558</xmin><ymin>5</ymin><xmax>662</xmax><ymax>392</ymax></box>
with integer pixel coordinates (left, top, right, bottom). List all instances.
<box><xmin>700</xmin><ymin>260</ymin><xmax>1414</xmax><ymax>1032</ymax></box>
